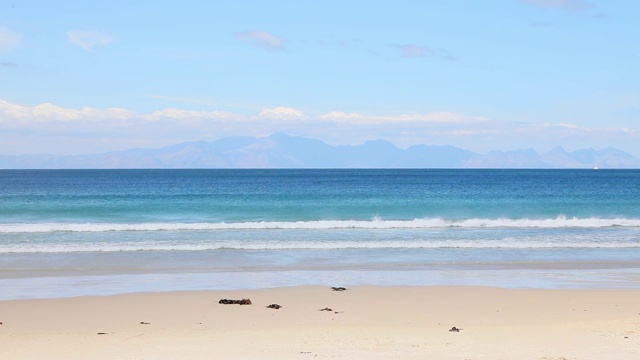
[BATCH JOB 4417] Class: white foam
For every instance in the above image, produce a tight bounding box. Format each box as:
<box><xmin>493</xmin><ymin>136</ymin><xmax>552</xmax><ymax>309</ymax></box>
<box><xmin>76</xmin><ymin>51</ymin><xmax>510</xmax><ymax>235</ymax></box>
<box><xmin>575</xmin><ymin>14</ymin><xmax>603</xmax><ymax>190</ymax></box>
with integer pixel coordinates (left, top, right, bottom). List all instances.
<box><xmin>1</xmin><ymin>237</ymin><xmax>639</xmax><ymax>254</ymax></box>
<box><xmin>1</xmin><ymin>216</ymin><xmax>639</xmax><ymax>233</ymax></box>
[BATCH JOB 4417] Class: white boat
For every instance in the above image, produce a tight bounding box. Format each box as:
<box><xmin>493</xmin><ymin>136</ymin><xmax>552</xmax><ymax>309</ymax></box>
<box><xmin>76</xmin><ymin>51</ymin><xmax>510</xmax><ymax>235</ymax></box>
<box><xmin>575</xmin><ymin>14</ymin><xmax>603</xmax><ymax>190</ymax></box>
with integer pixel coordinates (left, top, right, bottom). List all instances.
<box><xmin>593</xmin><ymin>164</ymin><xmax>599</xmax><ymax>170</ymax></box>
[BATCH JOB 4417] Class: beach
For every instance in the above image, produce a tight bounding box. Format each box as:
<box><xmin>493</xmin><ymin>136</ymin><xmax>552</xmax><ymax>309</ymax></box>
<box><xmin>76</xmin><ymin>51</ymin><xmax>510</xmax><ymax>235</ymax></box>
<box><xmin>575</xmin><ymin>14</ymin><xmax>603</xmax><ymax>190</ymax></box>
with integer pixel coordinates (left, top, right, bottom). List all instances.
<box><xmin>1</xmin><ymin>169</ymin><xmax>639</xmax><ymax>358</ymax></box>
<box><xmin>1</xmin><ymin>286</ymin><xmax>639</xmax><ymax>359</ymax></box>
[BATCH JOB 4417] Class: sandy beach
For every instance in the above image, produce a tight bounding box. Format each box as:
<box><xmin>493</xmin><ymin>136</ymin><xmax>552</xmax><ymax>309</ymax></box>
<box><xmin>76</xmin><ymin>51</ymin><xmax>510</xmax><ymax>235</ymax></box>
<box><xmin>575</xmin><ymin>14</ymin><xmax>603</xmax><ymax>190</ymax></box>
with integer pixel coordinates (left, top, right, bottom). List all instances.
<box><xmin>1</xmin><ymin>286</ymin><xmax>638</xmax><ymax>359</ymax></box>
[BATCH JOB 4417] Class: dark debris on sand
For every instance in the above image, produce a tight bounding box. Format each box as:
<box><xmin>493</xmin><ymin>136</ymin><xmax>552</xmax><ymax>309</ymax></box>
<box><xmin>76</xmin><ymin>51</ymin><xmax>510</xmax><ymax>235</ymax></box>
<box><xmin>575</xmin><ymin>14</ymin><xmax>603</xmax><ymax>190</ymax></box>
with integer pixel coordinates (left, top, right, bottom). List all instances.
<box><xmin>266</xmin><ymin>304</ymin><xmax>282</xmax><ymax>309</ymax></box>
<box><xmin>219</xmin><ymin>298</ymin><xmax>252</xmax><ymax>305</ymax></box>
<box><xmin>331</xmin><ymin>287</ymin><xmax>348</xmax><ymax>291</ymax></box>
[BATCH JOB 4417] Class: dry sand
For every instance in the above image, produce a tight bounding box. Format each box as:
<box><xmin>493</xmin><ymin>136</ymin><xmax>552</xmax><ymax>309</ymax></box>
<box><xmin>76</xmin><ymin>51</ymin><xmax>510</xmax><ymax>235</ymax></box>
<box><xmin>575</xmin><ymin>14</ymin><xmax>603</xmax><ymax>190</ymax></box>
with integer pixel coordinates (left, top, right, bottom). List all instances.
<box><xmin>1</xmin><ymin>286</ymin><xmax>639</xmax><ymax>359</ymax></box>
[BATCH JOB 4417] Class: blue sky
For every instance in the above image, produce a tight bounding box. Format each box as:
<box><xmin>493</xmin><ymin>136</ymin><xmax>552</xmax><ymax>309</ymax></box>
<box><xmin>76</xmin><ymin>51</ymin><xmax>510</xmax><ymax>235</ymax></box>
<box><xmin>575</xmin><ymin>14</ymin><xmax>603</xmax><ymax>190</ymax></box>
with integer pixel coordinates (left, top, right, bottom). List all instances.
<box><xmin>1</xmin><ymin>0</ymin><xmax>638</xmax><ymax>156</ymax></box>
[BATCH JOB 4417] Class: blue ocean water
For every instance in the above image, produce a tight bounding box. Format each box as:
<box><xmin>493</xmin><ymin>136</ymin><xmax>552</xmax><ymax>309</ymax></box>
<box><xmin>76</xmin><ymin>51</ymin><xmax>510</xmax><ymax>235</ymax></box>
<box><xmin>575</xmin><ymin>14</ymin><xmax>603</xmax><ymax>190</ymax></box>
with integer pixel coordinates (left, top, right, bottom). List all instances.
<box><xmin>1</xmin><ymin>169</ymin><xmax>639</xmax><ymax>299</ymax></box>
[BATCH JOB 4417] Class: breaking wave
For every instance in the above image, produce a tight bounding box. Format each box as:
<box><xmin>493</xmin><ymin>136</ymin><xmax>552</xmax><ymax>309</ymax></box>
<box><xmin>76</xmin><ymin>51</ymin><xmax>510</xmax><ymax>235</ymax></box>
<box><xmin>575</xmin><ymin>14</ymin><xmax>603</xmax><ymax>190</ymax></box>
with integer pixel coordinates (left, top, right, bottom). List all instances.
<box><xmin>1</xmin><ymin>216</ymin><xmax>640</xmax><ymax>233</ymax></box>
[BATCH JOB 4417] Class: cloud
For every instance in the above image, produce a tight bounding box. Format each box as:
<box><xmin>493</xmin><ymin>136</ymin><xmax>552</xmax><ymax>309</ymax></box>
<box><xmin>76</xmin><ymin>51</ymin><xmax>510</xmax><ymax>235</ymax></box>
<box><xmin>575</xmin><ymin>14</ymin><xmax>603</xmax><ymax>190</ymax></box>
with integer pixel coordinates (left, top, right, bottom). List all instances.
<box><xmin>319</xmin><ymin>111</ymin><xmax>363</xmax><ymax>120</ymax></box>
<box><xmin>234</xmin><ymin>31</ymin><xmax>285</xmax><ymax>51</ymax></box>
<box><xmin>258</xmin><ymin>106</ymin><xmax>304</xmax><ymax>119</ymax></box>
<box><xmin>322</xmin><ymin>111</ymin><xmax>486</xmax><ymax>125</ymax></box>
<box><xmin>1</xmin><ymin>62</ymin><xmax>19</xmax><ymax>67</ymax></box>
<box><xmin>533</xmin><ymin>122</ymin><xmax>637</xmax><ymax>136</ymax></box>
<box><xmin>0</xmin><ymin>99</ymin><xmax>134</xmax><ymax>123</ymax></box>
<box><xmin>66</xmin><ymin>30</ymin><xmax>116</xmax><ymax>51</ymax></box>
<box><xmin>394</xmin><ymin>112</ymin><xmax>486</xmax><ymax>123</ymax></box>
<box><xmin>141</xmin><ymin>108</ymin><xmax>240</xmax><ymax>121</ymax></box>
<box><xmin>395</xmin><ymin>44</ymin><xmax>429</xmax><ymax>59</ymax></box>
<box><xmin>147</xmin><ymin>94</ymin><xmax>257</xmax><ymax>110</ymax></box>
<box><xmin>393</xmin><ymin>44</ymin><xmax>455</xmax><ymax>61</ymax></box>
<box><xmin>521</xmin><ymin>0</ymin><xmax>595</xmax><ymax>11</ymax></box>
<box><xmin>0</xmin><ymin>28</ymin><xmax>21</xmax><ymax>51</ymax></box>
<box><xmin>530</xmin><ymin>22</ymin><xmax>553</xmax><ymax>28</ymax></box>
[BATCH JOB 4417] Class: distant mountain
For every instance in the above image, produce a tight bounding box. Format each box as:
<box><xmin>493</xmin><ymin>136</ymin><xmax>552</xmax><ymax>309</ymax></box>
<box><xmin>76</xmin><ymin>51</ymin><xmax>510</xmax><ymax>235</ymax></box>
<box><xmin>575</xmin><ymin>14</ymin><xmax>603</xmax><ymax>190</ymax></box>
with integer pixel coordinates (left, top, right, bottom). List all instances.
<box><xmin>462</xmin><ymin>146</ymin><xmax>640</xmax><ymax>168</ymax></box>
<box><xmin>1</xmin><ymin>133</ymin><xmax>639</xmax><ymax>169</ymax></box>
<box><xmin>465</xmin><ymin>148</ymin><xmax>549</xmax><ymax>168</ymax></box>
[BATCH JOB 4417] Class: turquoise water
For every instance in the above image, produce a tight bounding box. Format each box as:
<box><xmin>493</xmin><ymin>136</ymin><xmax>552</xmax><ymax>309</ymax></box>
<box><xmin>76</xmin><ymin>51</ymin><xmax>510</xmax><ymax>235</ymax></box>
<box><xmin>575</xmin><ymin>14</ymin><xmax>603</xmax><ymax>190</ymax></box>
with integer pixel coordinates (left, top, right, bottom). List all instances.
<box><xmin>1</xmin><ymin>169</ymin><xmax>639</xmax><ymax>299</ymax></box>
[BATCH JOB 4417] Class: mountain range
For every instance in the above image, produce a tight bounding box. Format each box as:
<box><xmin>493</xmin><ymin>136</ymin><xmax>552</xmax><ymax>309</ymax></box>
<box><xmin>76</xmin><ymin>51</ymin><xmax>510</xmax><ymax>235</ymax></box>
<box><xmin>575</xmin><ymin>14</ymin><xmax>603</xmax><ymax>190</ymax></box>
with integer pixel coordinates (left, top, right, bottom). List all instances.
<box><xmin>1</xmin><ymin>133</ymin><xmax>639</xmax><ymax>169</ymax></box>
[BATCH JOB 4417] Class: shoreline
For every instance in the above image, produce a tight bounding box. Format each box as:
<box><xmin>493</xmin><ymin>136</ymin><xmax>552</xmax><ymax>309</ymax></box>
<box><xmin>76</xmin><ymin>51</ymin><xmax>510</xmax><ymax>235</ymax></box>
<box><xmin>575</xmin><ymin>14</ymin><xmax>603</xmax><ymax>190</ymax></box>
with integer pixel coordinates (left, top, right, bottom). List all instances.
<box><xmin>4</xmin><ymin>265</ymin><xmax>640</xmax><ymax>301</ymax></box>
<box><xmin>1</xmin><ymin>285</ymin><xmax>639</xmax><ymax>359</ymax></box>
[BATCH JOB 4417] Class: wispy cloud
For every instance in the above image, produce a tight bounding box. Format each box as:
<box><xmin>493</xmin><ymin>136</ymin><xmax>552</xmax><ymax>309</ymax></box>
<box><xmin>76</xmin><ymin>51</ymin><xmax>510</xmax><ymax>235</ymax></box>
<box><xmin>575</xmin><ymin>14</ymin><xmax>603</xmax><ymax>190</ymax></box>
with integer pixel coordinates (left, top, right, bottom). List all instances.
<box><xmin>393</xmin><ymin>44</ymin><xmax>455</xmax><ymax>60</ymax></box>
<box><xmin>141</xmin><ymin>108</ymin><xmax>240</xmax><ymax>121</ymax></box>
<box><xmin>319</xmin><ymin>111</ymin><xmax>363</xmax><ymax>120</ymax></box>
<box><xmin>234</xmin><ymin>31</ymin><xmax>285</xmax><ymax>51</ymax></box>
<box><xmin>395</xmin><ymin>44</ymin><xmax>429</xmax><ymax>58</ymax></box>
<box><xmin>318</xmin><ymin>111</ymin><xmax>485</xmax><ymax>125</ymax></box>
<box><xmin>1</xmin><ymin>61</ymin><xmax>19</xmax><ymax>67</ymax></box>
<box><xmin>521</xmin><ymin>0</ymin><xmax>595</xmax><ymax>11</ymax></box>
<box><xmin>147</xmin><ymin>94</ymin><xmax>258</xmax><ymax>110</ymax></box>
<box><xmin>66</xmin><ymin>30</ymin><xmax>116</xmax><ymax>51</ymax></box>
<box><xmin>0</xmin><ymin>28</ymin><xmax>21</xmax><ymax>51</ymax></box>
<box><xmin>530</xmin><ymin>21</ymin><xmax>554</xmax><ymax>28</ymax></box>
<box><xmin>590</xmin><ymin>13</ymin><xmax>607</xmax><ymax>20</ymax></box>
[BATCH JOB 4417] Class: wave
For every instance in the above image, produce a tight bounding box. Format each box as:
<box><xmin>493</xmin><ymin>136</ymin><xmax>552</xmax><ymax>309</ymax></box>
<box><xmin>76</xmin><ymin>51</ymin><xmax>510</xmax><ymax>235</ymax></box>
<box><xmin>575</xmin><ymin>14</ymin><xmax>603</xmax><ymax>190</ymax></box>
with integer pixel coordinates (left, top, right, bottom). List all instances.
<box><xmin>1</xmin><ymin>238</ymin><xmax>639</xmax><ymax>253</ymax></box>
<box><xmin>1</xmin><ymin>216</ymin><xmax>640</xmax><ymax>233</ymax></box>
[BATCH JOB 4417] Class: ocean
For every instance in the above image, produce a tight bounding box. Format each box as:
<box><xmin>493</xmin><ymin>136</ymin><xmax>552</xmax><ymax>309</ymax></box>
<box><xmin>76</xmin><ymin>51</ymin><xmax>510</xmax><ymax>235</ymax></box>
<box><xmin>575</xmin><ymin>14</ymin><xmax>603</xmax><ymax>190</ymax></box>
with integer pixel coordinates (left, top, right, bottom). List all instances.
<box><xmin>1</xmin><ymin>169</ymin><xmax>639</xmax><ymax>299</ymax></box>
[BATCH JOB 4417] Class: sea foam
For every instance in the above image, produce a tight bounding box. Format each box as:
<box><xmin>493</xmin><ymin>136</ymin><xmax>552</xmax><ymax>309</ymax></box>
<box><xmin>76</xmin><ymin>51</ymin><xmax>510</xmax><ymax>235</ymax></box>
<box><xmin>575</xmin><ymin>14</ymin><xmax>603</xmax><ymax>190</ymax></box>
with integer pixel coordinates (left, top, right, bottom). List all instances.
<box><xmin>1</xmin><ymin>216</ymin><xmax>639</xmax><ymax>233</ymax></box>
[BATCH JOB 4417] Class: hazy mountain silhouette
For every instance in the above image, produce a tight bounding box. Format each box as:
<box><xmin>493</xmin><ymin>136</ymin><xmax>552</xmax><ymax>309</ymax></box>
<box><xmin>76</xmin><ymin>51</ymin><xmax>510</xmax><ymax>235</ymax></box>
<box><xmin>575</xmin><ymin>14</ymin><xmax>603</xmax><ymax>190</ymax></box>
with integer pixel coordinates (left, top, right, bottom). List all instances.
<box><xmin>1</xmin><ymin>133</ymin><xmax>638</xmax><ymax>168</ymax></box>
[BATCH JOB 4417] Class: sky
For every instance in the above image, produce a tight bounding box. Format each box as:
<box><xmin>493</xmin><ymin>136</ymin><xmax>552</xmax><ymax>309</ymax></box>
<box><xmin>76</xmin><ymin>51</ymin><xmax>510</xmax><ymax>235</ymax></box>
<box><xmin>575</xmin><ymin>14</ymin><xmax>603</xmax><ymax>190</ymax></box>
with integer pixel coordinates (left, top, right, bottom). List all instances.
<box><xmin>1</xmin><ymin>0</ymin><xmax>639</xmax><ymax>156</ymax></box>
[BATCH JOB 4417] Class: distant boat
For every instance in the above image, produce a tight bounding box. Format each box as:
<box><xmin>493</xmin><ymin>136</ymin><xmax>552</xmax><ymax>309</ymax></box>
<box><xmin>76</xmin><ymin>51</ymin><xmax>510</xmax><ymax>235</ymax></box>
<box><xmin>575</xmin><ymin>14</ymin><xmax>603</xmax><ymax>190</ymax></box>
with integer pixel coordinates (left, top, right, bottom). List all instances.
<box><xmin>593</xmin><ymin>164</ymin><xmax>599</xmax><ymax>170</ymax></box>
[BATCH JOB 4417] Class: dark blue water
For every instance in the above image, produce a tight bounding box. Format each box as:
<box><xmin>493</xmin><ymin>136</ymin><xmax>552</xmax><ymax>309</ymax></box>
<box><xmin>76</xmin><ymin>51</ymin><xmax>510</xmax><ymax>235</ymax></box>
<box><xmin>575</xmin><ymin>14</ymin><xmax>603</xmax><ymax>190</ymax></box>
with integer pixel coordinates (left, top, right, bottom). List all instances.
<box><xmin>1</xmin><ymin>169</ymin><xmax>639</xmax><ymax>223</ymax></box>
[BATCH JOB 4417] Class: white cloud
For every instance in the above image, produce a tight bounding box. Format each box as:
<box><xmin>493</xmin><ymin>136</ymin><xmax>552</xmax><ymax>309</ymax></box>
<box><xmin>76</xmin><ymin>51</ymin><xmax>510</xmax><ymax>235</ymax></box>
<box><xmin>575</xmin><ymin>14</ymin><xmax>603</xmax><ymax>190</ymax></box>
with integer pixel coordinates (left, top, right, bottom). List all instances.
<box><xmin>258</xmin><ymin>106</ymin><xmax>304</xmax><ymax>119</ymax></box>
<box><xmin>0</xmin><ymin>28</ymin><xmax>21</xmax><ymax>51</ymax></box>
<box><xmin>66</xmin><ymin>30</ymin><xmax>116</xmax><ymax>51</ymax></box>
<box><xmin>0</xmin><ymin>99</ymin><xmax>134</xmax><ymax>123</ymax></box>
<box><xmin>234</xmin><ymin>31</ymin><xmax>285</xmax><ymax>51</ymax></box>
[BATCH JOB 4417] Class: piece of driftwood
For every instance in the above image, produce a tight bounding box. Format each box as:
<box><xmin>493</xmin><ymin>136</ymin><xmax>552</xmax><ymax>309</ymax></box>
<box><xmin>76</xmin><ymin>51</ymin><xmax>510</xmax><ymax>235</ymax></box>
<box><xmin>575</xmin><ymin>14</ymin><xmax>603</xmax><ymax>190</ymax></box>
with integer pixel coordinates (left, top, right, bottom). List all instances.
<box><xmin>449</xmin><ymin>326</ymin><xmax>462</xmax><ymax>332</ymax></box>
<box><xmin>266</xmin><ymin>304</ymin><xmax>282</xmax><ymax>309</ymax></box>
<box><xmin>319</xmin><ymin>307</ymin><xmax>333</xmax><ymax>311</ymax></box>
<box><xmin>331</xmin><ymin>287</ymin><xmax>347</xmax><ymax>291</ymax></box>
<box><xmin>218</xmin><ymin>298</ymin><xmax>252</xmax><ymax>305</ymax></box>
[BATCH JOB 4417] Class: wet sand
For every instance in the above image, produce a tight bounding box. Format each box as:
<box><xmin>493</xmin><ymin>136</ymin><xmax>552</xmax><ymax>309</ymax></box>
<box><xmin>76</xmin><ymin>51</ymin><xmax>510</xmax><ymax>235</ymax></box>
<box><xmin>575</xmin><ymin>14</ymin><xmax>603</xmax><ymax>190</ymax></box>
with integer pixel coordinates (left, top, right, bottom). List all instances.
<box><xmin>1</xmin><ymin>286</ymin><xmax>639</xmax><ymax>359</ymax></box>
